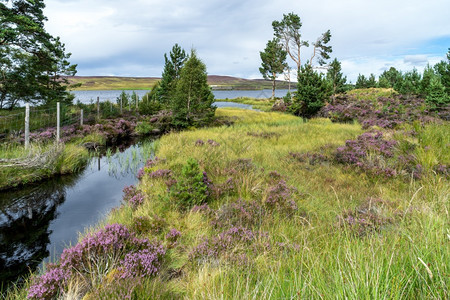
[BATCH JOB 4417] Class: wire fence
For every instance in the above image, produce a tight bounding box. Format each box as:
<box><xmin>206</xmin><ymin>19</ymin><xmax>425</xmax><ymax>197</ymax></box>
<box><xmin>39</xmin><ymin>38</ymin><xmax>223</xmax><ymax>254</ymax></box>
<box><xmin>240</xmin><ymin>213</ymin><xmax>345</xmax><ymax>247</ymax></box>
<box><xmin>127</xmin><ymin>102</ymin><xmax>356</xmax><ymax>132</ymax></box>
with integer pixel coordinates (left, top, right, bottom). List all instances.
<box><xmin>0</xmin><ymin>103</ymin><xmax>99</xmax><ymax>143</ymax></box>
<box><xmin>0</xmin><ymin>98</ymin><xmax>139</xmax><ymax>144</ymax></box>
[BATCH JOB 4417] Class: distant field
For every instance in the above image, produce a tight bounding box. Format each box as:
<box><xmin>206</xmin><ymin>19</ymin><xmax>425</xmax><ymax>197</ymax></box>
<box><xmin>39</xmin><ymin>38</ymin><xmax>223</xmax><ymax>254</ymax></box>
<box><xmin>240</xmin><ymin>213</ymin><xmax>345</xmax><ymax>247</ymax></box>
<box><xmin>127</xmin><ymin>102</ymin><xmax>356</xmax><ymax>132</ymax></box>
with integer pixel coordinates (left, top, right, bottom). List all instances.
<box><xmin>67</xmin><ymin>75</ymin><xmax>291</xmax><ymax>91</ymax></box>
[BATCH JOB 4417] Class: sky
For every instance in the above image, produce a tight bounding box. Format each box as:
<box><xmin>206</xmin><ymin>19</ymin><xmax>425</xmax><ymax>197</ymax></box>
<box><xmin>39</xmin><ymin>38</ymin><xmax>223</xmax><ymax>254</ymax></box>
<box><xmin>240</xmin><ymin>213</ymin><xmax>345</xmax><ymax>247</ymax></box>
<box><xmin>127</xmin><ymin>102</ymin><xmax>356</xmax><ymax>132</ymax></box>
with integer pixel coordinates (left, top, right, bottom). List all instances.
<box><xmin>43</xmin><ymin>0</ymin><xmax>450</xmax><ymax>82</ymax></box>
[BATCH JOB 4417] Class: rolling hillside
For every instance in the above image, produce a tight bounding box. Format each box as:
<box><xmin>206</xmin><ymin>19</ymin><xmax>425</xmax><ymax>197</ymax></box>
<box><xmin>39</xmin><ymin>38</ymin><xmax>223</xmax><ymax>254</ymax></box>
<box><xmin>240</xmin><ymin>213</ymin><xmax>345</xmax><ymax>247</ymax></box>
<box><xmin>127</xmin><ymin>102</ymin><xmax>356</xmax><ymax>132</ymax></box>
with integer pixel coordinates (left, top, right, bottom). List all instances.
<box><xmin>66</xmin><ymin>75</ymin><xmax>291</xmax><ymax>91</ymax></box>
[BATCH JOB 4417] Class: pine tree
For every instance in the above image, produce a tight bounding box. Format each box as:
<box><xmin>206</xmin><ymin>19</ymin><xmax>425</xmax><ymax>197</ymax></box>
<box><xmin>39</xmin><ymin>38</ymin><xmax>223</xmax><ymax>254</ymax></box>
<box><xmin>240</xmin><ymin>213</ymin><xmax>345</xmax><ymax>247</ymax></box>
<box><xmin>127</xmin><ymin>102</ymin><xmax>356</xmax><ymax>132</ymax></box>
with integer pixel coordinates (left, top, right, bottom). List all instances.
<box><xmin>355</xmin><ymin>74</ymin><xmax>368</xmax><ymax>89</ymax></box>
<box><xmin>379</xmin><ymin>67</ymin><xmax>402</xmax><ymax>89</ymax></box>
<box><xmin>291</xmin><ymin>64</ymin><xmax>329</xmax><ymax>118</ymax></box>
<box><xmin>172</xmin><ymin>50</ymin><xmax>215</xmax><ymax>127</ymax></box>
<box><xmin>326</xmin><ymin>58</ymin><xmax>347</xmax><ymax>97</ymax></box>
<box><xmin>426</xmin><ymin>76</ymin><xmax>449</xmax><ymax>109</ymax></box>
<box><xmin>434</xmin><ymin>48</ymin><xmax>450</xmax><ymax>96</ymax></box>
<box><xmin>156</xmin><ymin>44</ymin><xmax>187</xmax><ymax>106</ymax></box>
<box><xmin>259</xmin><ymin>38</ymin><xmax>288</xmax><ymax>98</ymax></box>
<box><xmin>272</xmin><ymin>13</ymin><xmax>332</xmax><ymax>73</ymax></box>
<box><xmin>397</xmin><ymin>68</ymin><xmax>421</xmax><ymax>95</ymax></box>
<box><xmin>367</xmin><ymin>73</ymin><xmax>377</xmax><ymax>88</ymax></box>
<box><xmin>420</xmin><ymin>64</ymin><xmax>435</xmax><ymax>96</ymax></box>
<box><xmin>0</xmin><ymin>0</ymin><xmax>77</xmax><ymax>108</ymax></box>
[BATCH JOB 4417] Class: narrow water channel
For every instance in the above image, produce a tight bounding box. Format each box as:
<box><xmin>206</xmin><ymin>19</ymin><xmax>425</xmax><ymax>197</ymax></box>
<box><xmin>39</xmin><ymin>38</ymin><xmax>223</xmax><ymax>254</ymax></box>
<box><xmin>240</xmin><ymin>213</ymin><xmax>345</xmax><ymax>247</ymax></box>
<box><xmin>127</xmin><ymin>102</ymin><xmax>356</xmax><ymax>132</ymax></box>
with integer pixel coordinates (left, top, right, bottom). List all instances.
<box><xmin>0</xmin><ymin>140</ymin><xmax>155</xmax><ymax>284</ymax></box>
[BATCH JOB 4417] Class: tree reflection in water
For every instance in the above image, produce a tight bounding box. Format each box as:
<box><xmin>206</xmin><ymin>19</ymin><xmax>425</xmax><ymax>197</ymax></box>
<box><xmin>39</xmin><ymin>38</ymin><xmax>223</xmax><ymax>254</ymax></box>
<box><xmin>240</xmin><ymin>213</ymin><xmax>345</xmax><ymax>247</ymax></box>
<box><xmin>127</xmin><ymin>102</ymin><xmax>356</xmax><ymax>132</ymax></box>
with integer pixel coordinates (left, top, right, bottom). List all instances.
<box><xmin>0</xmin><ymin>176</ymin><xmax>78</xmax><ymax>285</ymax></box>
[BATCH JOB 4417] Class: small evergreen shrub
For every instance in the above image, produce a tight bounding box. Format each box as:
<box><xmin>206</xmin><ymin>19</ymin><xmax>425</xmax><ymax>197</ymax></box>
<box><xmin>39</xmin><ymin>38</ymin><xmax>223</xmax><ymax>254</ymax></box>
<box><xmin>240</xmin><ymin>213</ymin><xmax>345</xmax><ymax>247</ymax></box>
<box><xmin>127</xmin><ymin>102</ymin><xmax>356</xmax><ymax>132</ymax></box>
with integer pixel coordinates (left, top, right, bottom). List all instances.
<box><xmin>170</xmin><ymin>158</ymin><xmax>212</xmax><ymax>209</ymax></box>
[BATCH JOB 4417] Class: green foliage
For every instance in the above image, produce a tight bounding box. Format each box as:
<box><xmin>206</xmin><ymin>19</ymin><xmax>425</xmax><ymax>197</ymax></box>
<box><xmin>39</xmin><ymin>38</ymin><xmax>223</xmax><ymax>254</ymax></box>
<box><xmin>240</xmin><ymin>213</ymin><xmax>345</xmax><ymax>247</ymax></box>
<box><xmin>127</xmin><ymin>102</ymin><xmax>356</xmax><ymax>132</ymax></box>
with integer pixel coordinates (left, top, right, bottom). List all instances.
<box><xmin>116</xmin><ymin>90</ymin><xmax>130</xmax><ymax>110</ymax></box>
<box><xmin>272</xmin><ymin>12</ymin><xmax>332</xmax><ymax>72</ymax></box>
<box><xmin>379</xmin><ymin>67</ymin><xmax>402</xmax><ymax>89</ymax></box>
<box><xmin>420</xmin><ymin>64</ymin><xmax>435</xmax><ymax>96</ymax></box>
<box><xmin>0</xmin><ymin>0</ymin><xmax>77</xmax><ymax>109</ymax></box>
<box><xmin>434</xmin><ymin>48</ymin><xmax>450</xmax><ymax>96</ymax></box>
<box><xmin>170</xmin><ymin>158</ymin><xmax>209</xmax><ymax>209</ymax></box>
<box><xmin>139</xmin><ymin>82</ymin><xmax>162</xmax><ymax>115</ymax></box>
<box><xmin>290</xmin><ymin>64</ymin><xmax>330</xmax><ymax>117</ymax></box>
<box><xmin>396</xmin><ymin>68</ymin><xmax>421</xmax><ymax>95</ymax></box>
<box><xmin>172</xmin><ymin>50</ymin><xmax>216</xmax><ymax>128</ymax></box>
<box><xmin>259</xmin><ymin>38</ymin><xmax>288</xmax><ymax>98</ymax></box>
<box><xmin>326</xmin><ymin>58</ymin><xmax>347</xmax><ymax>95</ymax></box>
<box><xmin>135</xmin><ymin>122</ymin><xmax>154</xmax><ymax>135</ymax></box>
<box><xmin>156</xmin><ymin>44</ymin><xmax>187</xmax><ymax>106</ymax></box>
<box><xmin>426</xmin><ymin>76</ymin><xmax>449</xmax><ymax>109</ymax></box>
<box><xmin>355</xmin><ymin>74</ymin><xmax>368</xmax><ymax>89</ymax></box>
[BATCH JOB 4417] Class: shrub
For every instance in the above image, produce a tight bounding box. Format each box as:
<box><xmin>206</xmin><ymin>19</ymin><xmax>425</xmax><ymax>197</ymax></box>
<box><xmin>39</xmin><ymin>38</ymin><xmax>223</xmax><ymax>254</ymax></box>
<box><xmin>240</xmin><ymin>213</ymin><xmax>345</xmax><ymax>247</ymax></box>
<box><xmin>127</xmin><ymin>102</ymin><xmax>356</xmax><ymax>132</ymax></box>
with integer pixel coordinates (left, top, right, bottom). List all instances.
<box><xmin>170</xmin><ymin>158</ymin><xmax>212</xmax><ymax>209</ymax></box>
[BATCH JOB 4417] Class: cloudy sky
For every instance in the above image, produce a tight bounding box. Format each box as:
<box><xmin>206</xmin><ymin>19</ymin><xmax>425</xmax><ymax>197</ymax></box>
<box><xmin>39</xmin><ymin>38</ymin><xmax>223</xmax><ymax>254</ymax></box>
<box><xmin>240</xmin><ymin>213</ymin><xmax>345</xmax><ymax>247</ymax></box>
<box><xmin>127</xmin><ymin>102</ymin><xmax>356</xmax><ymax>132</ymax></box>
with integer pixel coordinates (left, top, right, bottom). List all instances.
<box><xmin>43</xmin><ymin>0</ymin><xmax>450</xmax><ymax>82</ymax></box>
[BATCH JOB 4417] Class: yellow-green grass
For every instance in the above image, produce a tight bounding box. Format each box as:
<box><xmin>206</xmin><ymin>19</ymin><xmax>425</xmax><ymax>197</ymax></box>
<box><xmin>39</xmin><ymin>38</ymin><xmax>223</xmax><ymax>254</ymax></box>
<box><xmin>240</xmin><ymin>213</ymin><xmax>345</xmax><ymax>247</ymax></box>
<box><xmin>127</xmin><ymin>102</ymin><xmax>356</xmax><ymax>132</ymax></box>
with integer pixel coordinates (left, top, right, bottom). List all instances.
<box><xmin>9</xmin><ymin>108</ymin><xmax>449</xmax><ymax>299</ymax></box>
<box><xmin>346</xmin><ymin>88</ymin><xmax>398</xmax><ymax>102</ymax></box>
<box><xmin>68</xmin><ymin>76</ymin><xmax>158</xmax><ymax>91</ymax></box>
<box><xmin>215</xmin><ymin>97</ymin><xmax>276</xmax><ymax>112</ymax></box>
<box><xmin>108</xmin><ymin>109</ymin><xmax>447</xmax><ymax>299</ymax></box>
<box><xmin>0</xmin><ymin>135</ymin><xmax>98</xmax><ymax>190</ymax></box>
<box><xmin>68</xmin><ymin>76</ymin><xmax>290</xmax><ymax>91</ymax></box>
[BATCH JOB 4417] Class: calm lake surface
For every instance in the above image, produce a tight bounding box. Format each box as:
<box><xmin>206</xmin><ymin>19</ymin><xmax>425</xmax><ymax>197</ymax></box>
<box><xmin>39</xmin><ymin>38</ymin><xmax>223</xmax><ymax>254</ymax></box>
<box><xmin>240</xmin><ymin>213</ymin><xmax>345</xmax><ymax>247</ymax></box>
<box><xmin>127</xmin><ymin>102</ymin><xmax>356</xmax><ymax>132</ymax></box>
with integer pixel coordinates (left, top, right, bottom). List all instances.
<box><xmin>0</xmin><ymin>141</ymin><xmax>154</xmax><ymax>284</ymax></box>
<box><xmin>71</xmin><ymin>89</ymin><xmax>290</xmax><ymax>104</ymax></box>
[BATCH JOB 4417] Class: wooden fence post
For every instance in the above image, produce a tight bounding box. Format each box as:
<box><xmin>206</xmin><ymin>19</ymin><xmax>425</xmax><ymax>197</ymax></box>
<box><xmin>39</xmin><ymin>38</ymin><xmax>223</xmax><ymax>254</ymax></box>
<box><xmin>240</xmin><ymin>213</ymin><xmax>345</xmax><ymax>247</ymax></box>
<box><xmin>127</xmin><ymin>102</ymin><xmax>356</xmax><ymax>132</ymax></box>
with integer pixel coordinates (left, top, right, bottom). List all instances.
<box><xmin>97</xmin><ymin>96</ymin><xmax>100</xmax><ymax>120</ymax></box>
<box><xmin>25</xmin><ymin>103</ymin><xmax>30</xmax><ymax>149</ymax></box>
<box><xmin>56</xmin><ymin>102</ymin><xmax>60</xmax><ymax>143</ymax></box>
<box><xmin>80</xmin><ymin>109</ymin><xmax>84</xmax><ymax>126</ymax></box>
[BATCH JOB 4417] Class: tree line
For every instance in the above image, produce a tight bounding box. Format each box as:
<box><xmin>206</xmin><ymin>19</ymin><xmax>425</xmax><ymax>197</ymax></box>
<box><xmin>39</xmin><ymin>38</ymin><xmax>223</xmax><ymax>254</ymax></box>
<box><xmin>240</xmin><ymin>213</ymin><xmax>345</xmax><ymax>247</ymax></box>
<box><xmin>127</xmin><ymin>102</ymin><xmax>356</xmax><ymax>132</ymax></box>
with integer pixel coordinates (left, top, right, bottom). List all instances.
<box><xmin>139</xmin><ymin>45</ymin><xmax>215</xmax><ymax>128</ymax></box>
<box><xmin>260</xmin><ymin>12</ymin><xmax>450</xmax><ymax>118</ymax></box>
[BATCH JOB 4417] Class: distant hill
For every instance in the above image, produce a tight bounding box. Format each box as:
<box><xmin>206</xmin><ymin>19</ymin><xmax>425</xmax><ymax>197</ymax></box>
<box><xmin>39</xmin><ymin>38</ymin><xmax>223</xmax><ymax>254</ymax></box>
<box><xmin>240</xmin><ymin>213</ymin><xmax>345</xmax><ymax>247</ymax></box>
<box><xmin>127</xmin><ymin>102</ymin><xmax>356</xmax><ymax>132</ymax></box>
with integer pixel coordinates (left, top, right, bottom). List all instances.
<box><xmin>66</xmin><ymin>75</ymin><xmax>291</xmax><ymax>91</ymax></box>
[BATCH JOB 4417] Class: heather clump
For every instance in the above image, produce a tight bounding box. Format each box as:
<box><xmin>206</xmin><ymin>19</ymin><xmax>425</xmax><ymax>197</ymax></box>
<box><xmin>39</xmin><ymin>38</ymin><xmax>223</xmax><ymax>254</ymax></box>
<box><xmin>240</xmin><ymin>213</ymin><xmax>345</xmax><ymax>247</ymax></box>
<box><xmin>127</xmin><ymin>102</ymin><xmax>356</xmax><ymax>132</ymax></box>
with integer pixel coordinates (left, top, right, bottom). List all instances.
<box><xmin>289</xmin><ymin>151</ymin><xmax>329</xmax><ymax>165</ymax></box>
<box><xmin>27</xmin><ymin>264</ymin><xmax>71</xmax><ymax>300</ymax></box>
<box><xmin>165</xmin><ymin>228</ymin><xmax>182</xmax><ymax>248</ymax></box>
<box><xmin>137</xmin><ymin>157</ymin><xmax>163</xmax><ymax>179</ymax></box>
<box><xmin>211</xmin><ymin>199</ymin><xmax>264</xmax><ymax>228</ymax></box>
<box><xmin>118</xmin><ymin>241</ymin><xmax>166</xmax><ymax>278</ymax></box>
<box><xmin>27</xmin><ymin>224</ymin><xmax>166</xmax><ymax>299</ymax></box>
<box><xmin>320</xmin><ymin>93</ymin><xmax>441</xmax><ymax>129</ymax></box>
<box><xmin>336</xmin><ymin>198</ymin><xmax>393</xmax><ymax>237</ymax></box>
<box><xmin>335</xmin><ymin>131</ymin><xmax>399</xmax><ymax>177</ymax></box>
<box><xmin>212</xmin><ymin>177</ymin><xmax>236</xmax><ymax>197</ymax></box>
<box><xmin>190</xmin><ymin>226</ymin><xmax>270</xmax><ymax>263</ymax></box>
<box><xmin>122</xmin><ymin>185</ymin><xmax>145</xmax><ymax>208</ymax></box>
<box><xmin>22</xmin><ymin>118</ymin><xmax>137</xmax><ymax>145</ymax></box>
<box><xmin>264</xmin><ymin>180</ymin><xmax>298</xmax><ymax>215</ymax></box>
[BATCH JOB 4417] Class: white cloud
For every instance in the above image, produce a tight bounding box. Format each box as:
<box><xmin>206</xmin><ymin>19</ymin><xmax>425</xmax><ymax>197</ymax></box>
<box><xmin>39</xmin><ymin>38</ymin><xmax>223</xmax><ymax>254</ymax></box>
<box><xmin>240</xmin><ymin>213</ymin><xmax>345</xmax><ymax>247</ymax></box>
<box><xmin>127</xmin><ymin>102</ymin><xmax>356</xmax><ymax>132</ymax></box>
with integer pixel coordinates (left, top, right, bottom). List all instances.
<box><xmin>43</xmin><ymin>0</ymin><xmax>450</xmax><ymax>79</ymax></box>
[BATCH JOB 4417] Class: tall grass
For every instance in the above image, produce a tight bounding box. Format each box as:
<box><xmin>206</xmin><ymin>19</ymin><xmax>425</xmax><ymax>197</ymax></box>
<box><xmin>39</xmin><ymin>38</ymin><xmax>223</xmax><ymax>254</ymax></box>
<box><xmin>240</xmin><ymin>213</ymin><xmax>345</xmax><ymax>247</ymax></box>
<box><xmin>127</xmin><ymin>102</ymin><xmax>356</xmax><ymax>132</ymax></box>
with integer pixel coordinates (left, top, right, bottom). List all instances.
<box><xmin>9</xmin><ymin>108</ymin><xmax>448</xmax><ymax>299</ymax></box>
<box><xmin>0</xmin><ymin>141</ymin><xmax>90</xmax><ymax>190</ymax></box>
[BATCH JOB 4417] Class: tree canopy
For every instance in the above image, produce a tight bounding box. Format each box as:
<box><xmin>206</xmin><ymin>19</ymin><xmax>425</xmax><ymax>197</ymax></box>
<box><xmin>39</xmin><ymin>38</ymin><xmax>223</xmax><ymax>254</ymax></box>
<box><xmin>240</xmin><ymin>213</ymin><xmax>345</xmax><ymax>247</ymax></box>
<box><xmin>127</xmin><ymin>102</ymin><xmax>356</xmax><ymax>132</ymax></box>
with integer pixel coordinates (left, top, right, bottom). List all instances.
<box><xmin>272</xmin><ymin>12</ymin><xmax>332</xmax><ymax>73</ymax></box>
<box><xmin>0</xmin><ymin>0</ymin><xmax>77</xmax><ymax>109</ymax></box>
<box><xmin>259</xmin><ymin>38</ymin><xmax>288</xmax><ymax>98</ymax></box>
<box><xmin>172</xmin><ymin>49</ymin><xmax>216</xmax><ymax>127</ymax></box>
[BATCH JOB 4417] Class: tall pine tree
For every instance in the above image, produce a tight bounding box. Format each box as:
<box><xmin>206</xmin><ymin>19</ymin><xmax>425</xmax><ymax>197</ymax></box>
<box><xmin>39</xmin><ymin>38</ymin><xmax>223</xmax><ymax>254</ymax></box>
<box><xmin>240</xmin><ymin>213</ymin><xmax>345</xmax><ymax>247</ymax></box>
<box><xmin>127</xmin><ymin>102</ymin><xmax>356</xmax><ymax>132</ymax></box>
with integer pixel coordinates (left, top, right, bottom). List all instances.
<box><xmin>172</xmin><ymin>50</ymin><xmax>215</xmax><ymax>127</ymax></box>
<box><xmin>0</xmin><ymin>0</ymin><xmax>77</xmax><ymax>108</ymax></box>
<box><xmin>326</xmin><ymin>58</ymin><xmax>347</xmax><ymax>96</ymax></box>
<box><xmin>259</xmin><ymin>38</ymin><xmax>288</xmax><ymax>98</ymax></box>
<box><xmin>156</xmin><ymin>44</ymin><xmax>187</xmax><ymax>106</ymax></box>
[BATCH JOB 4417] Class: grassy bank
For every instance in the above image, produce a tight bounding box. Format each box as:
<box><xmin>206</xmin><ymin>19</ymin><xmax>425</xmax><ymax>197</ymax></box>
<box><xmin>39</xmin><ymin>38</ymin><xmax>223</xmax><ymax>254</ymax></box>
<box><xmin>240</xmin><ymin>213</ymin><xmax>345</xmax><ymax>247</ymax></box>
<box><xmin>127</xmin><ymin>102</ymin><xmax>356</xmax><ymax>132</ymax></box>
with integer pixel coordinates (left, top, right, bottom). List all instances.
<box><xmin>8</xmin><ymin>108</ymin><xmax>449</xmax><ymax>299</ymax></box>
<box><xmin>0</xmin><ymin>138</ymin><xmax>96</xmax><ymax>191</ymax></box>
<box><xmin>216</xmin><ymin>97</ymin><xmax>276</xmax><ymax>112</ymax></box>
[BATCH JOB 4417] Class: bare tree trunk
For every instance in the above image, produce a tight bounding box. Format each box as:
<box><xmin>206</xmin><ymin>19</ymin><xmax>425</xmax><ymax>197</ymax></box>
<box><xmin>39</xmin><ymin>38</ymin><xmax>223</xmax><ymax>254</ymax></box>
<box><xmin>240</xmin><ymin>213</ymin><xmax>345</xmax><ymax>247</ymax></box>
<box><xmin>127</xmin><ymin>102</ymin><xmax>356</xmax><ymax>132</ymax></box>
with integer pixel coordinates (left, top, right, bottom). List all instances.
<box><xmin>272</xmin><ymin>73</ymin><xmax>276</xmax><ymax>99</ymax></box>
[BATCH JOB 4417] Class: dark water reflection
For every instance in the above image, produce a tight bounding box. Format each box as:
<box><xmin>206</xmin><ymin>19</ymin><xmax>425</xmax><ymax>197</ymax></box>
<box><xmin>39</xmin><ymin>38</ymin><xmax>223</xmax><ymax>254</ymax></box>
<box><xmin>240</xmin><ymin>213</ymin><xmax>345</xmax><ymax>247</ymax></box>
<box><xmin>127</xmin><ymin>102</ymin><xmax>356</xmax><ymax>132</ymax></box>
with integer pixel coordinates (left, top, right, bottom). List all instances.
<box><xmin>0</xmin><ymin>141</ymin><xmax>153</xmax><ymax>285</ymax></box>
